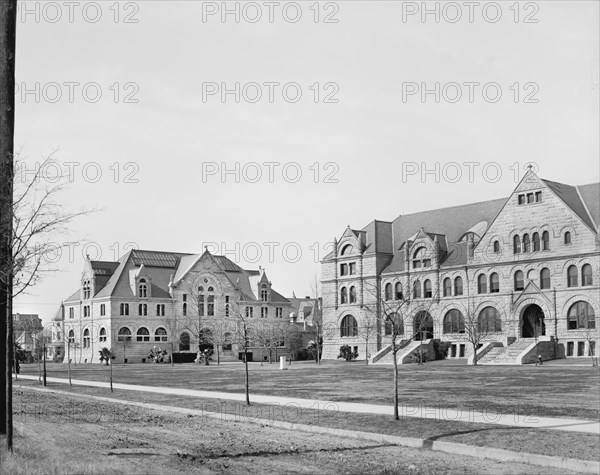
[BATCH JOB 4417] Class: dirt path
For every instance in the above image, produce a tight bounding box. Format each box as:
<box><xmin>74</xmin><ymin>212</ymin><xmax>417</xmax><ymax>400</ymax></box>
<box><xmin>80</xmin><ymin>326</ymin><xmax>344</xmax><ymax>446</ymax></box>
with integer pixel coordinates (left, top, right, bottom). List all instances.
<box><xmin>0</xmin><ymin>388</ymin><xmax>582</xmax><ymax>475</ymax></box>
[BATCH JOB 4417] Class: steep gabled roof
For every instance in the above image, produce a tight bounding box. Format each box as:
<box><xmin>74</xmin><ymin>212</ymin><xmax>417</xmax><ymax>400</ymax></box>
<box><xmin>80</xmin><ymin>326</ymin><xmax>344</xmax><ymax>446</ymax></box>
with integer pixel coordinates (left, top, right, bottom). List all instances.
<box><xmin>542</xmin><ymin>179</ymin><xmax>597</xmax><ymax>231</ymax></box>
<box><xmin>578</xmin><ymin>183</ymin><xmax>599</xmax><ymax>229</ymax></box>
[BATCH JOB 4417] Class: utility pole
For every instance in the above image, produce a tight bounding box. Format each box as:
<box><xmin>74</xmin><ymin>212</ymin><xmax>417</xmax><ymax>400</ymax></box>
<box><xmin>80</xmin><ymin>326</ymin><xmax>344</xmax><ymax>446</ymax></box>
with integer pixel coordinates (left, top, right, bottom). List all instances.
<box><xmin>0</xmin><ymin>0</ymin><xmax>17</xmax><ymax>449</ymax></box>
<box><xmin>43</xmin><ymin>343</ymin><xmax>47</xmax><ymax>386</ymax></box>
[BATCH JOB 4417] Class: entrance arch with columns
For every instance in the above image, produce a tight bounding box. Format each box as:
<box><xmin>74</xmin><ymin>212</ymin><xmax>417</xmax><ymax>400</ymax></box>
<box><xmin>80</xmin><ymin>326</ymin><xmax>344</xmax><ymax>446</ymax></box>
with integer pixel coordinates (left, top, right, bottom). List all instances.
<box><xmin>515</xmin><ymin>299</ymin><xmax>553</xmax><ymax>339</ymax></box>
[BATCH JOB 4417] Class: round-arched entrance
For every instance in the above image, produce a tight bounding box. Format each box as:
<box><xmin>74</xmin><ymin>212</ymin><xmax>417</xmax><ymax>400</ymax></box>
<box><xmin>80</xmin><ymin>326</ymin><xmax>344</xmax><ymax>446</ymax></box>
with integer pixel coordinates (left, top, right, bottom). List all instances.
<box><xmin>521</xmin><ymin>304</ymin><xmax>546</xmax><ymax>338</ymax></box>
<box><xmin>414</xmin><ymin>311</ymin><xmax>434</xmax><ymax>340</ymax></box>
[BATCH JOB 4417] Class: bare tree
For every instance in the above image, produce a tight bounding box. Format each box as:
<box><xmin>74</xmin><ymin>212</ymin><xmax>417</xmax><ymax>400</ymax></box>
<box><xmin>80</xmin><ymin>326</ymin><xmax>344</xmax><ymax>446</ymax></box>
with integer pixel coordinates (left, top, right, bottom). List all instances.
<box><xmin>364</xmin><ymin>276</ymin><xmax>437</xmax><ymax>420</ymax></box>
<box><xmin>230</xmin><ymin>301</ymin><xmax>252</xmax><ymax>405</ymax></box>
<box><xmin>161</xmin><ymin>313</ymin><xmax>185</xmax><ymax>366</ymax></box>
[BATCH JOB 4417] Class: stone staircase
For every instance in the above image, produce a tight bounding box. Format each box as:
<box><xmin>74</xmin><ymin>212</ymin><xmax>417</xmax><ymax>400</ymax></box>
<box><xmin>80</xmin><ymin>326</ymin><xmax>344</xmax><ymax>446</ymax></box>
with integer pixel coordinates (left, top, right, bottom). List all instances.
<box><xmin>370</xmin><ymin>340</ymin><xmax>411</xmax><ymax>364</ymax></box>
<box><xmin>479</xmin><ymin>339</ymin><xmax>536</xmax><ymax>365</ymax></box>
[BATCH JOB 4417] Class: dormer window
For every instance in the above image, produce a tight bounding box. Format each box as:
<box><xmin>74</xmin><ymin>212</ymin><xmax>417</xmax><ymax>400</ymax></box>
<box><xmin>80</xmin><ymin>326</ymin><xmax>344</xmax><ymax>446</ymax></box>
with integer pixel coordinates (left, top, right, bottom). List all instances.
<box><xmin>340</xmin><ymin>244</ymin><xmax>353</xmax><ymax>256</ymax></box>
<box><xmin>138</xmin><ymin>279</ymin><xmax>147</xmax><ymax>298</ymax></box>
<box><xmin>260</xmin><ymin>284</ymin><xmax>268</xmax><ymax>302</ymax></box>
<box><xmin>412</xmin><ymin>247</ymin><xmax>431</xmax><ymax>269</ymax></box>
<box><xmin>83</xmin><ymin>280</ymin><xmax>91</xmax><ymax>300</ymax></box>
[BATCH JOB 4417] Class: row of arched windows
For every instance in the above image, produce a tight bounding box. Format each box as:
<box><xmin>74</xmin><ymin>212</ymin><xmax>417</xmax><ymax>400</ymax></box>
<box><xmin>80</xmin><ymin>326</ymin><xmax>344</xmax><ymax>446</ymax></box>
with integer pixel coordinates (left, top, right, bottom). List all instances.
<box><xmin>338</xmin><ymin>301</ymin><xmax>595</xmax><ymax>338</ymax></box>
<box><xmin>567</xmin><ymin>264</ymin><xmax>593</xmax><ymax>288</ymax></box>
<box><xmin>340</xmin><ymin>285</ymin><xmax>357</xmax><ymax>304</ymax></box>
<box><xmin>512</xmin><ymin>231</ymin><xmax>550</xmax><ymax>254</ymax></box>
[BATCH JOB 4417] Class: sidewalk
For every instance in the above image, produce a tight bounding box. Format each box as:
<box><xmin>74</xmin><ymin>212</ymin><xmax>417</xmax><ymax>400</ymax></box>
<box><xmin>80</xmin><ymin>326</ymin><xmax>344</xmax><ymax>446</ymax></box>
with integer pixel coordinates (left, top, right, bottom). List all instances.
<box><xmin>15</xmin><ymin>374</ymin><xmax>600</xmax><ymax>435</ymax></box>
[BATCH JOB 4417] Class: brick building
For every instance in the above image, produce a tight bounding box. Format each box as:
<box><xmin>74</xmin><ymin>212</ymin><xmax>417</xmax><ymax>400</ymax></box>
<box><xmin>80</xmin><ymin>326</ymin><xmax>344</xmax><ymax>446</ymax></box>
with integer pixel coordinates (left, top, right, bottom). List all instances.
<box><xmin>320</xmin><ymin>171</ymin><xmax>599</xmax><ymax>364</ymax></box>
<box><xmin>54</xmin><ymin>248</ymin><xmax>314</xmax><ymax>364</ymax></box>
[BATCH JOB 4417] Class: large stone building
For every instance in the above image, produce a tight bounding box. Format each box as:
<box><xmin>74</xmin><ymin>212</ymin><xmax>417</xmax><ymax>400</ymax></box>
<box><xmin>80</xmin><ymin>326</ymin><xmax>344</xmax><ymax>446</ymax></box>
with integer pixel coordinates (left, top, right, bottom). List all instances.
<box><xmin>321</xmin><ymin>171</ymin><xmax>600</xmax><ymax>364</ymax></box>
<box><xmin>54</xmin><ymin>248</ymin><xmax>316</xmax><ymax>364</ymax></box>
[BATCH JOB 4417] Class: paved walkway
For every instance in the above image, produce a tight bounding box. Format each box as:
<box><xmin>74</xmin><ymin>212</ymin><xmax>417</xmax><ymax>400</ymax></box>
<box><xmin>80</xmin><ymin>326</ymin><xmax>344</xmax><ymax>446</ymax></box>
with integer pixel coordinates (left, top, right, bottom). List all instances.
<box><xmin>15</xmin><ymin>374</ymin><xmax>599</xmax><ymax>435</ymax></box>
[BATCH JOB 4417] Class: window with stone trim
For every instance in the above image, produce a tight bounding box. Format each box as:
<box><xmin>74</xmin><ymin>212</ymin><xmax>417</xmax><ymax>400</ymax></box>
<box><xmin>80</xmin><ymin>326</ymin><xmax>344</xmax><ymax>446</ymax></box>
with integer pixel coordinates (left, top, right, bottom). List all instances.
<box><xmin>384</xmin><ymin>283</ymin><xmax>392</xmax><ymax>301</ymax></box>
<box><xmin>99</xmin><ymin>327</ymin><xmax>107</xmax><ymax>342</ymax></box>
<box><xmin>477</xmin><ymin>274</ymin><xmax>487</xmax><ymax>294</ymax></box>
<box><xmin>395</xmin><ymin>282</ymin><xmax>403</xmax><ymax>300</ymax></box>
<box><xmin>340</xmin><ymin>315</ymin><xmax>358</xmax><ymax>337</ymax></box>
<box><xmin>423</xmin><ymin>279</ymin><xmax>432</xmax><ymax>298</ymax></box>
<box><xmin>340</xmin><ymin>287</ymin><xmax>348</xmax><ymax>304</ymax></box>
<box><xmin>542</xmin><ymin>231</ymin><xmax>550</xmax><ymax>250</ymax></box>
<box><xmin>514</xmin><ymin>270</ymin><xmax>524</xmax><ymax>291</ymax></box>
<box><xmin>413</xmin><ymin>247</ymin><xmax>431</xmax><ymax>269</ymax></box>
<box><xmin>478</xmin><ymin>307</ymin><xmax>502</xmax><ymax>333</ymax></box>
<box><xmin>137</xmin><ymin>327</ymin><xmax>150</xmax><ymax>342</ymax></box>
<box><xmin>118</xmin><ymin>327</ymin><xmax>131</xmax><ymax>342</ymax></box>
<box><xmin>443</xmin><ymin>278</ymin><xmax>452</xmax><ymax>297</ymax></box>
<box><xmin>100</xmin><ymin>304</ymin><xmax>105</xmax><ymax>316</ymax></box>
<box><xmin>443</xmin><ymin>309</ymin><xmax>465</xmax><ymax>334</ymax></box>
<box><xmin>540</xmin><ymin>268</ymin><xmax>551</xmax><ymax>289</ymax></box>
<box><xmin>349</xmin><ymin>286</ymin><xmax>357</xmax><ymax>304</ymax></box>
<box><xmin>384</xmin><ymin>312</ymin><xmax>403</xmax><ymax>336</ymax></box>
<box><xmin>489</xmin><ymin>273</ymin><xmax>500</xmax><ymax>293</ymax></box>
<box><xmin>413</xmin><ymin>280</ymin><xmax>421</xmax><ymax>299</ymax></box>
<box><xmin>532</xmin><ymin>232</ymin><xmax>540</xmax><ymax>251</ymax></box>
<box><xmin>83</xmin><ymin>329</ymin><xmax>90</xmax><ymax>348</ymax></box>
<box><xmin>260</xmin><ymin>284</ymin><xmax>268</xmax><ymax>302</ymax></box>
<box><xmin>564</xmin><ymin>231</ymin><xmax>571</xmax><ymax>245</ymax></box>
<box><xmin>513</xmin><ymin>235</ymin><xmax>521</xmax><ymax>254</ymax></box>
<box><xmin>261</xmin><ymin>307</ymin><xmax>268</xmax><ymax>318</ymax></box>
<box><xmin>582</xmin><ymin>264</ymin><xmax>593</xmax><ymax>286</ymax></box>
<box><xmin>138</xmin><ymin>303</ymin><xmax>148</xmax><ymax>316</ymax></box>
<box><xmin>567</xmin><ymin>265</ymin><xmax>578</xmax><ymax>287</ymax></box>
<box><xmin>493</xmin><ymin>241</ymin><xmax>500</xmax><ymax>253</ymax></box>
<box><xmin>567</xmin><ymin>301</ymin><xmax>595</xmax><ymax>330</ymax></box>
<box><xmin>67</xmin><ymin>329</ymin><xmax>75</xmax><ymax>344</ymax></box>
<box><xmin>246</xmin><ymin>306</ymin><xmax>254</xmax><ymax>318</ymax></box>
<box><xmin>179</xmin><ymin>332</ymin><xmax>190</xmax><ymax>351</ymax></box>
<box><xmin>523</xmin><ymin>234</ymin><xmax>530</xmax><ymax>252</ymax></box>
<box><xmin>156</xmin><ymin>304</ymin><xmax>165</xmax><ymax>316</ymax></box>
<box><xmin>155</xmin><ymin>327</ymin><xmax>168</xmax><ymax>342</ymax></box>
<box><xmin>138</xmin><ymin>279</ymin><xmax>148</xmax><ymax>298</ymax></box>
<box><xmin>454</xmin><ymin>277</ymin><xmax>463</xmax><ymax>296</ymax></box>
<box><xmin>120</xmin><ymin>303</ymin><xmax>129</xmax><ymax>316</ymax></box>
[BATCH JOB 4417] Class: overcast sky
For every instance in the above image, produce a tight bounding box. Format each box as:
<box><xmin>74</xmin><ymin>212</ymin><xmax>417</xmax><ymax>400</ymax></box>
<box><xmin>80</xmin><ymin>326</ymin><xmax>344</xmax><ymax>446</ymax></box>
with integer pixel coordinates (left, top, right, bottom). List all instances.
<box><xmin>12</xmin><ymin>1</ymin><xmax>599</xmax><ymax>323</ymax></box>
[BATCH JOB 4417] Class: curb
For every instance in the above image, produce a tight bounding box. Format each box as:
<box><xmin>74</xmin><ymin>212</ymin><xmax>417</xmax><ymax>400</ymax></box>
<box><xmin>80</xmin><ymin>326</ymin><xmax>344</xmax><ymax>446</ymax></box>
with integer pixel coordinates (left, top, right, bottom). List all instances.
<box><xmin>14</xmin><ymin>384</ymin><xmax>599</xmax><ymax>474</ymax></box>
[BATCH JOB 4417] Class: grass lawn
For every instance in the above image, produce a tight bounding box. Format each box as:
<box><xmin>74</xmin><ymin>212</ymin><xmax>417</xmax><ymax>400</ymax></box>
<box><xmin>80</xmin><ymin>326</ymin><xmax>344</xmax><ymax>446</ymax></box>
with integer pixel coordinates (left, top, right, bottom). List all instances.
<box><xmin>3</xmin><ymin>388</ymin><xmax>576</xmax><ymax>475</ymax></box>
<box><xmin>18</xmin><ymin>359</ymin><xmax>600</xmax><ymax>420</ymax></box>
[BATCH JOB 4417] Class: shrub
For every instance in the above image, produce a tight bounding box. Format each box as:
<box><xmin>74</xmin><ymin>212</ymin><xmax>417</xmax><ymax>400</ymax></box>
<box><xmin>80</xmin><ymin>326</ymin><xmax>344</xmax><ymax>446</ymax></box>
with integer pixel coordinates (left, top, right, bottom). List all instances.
<box><xmin>337</xmin><ymin>345</ymin><xmax>358</xmax><ymax>362</ymax></box>
<box><xmin>433</xmin><ymin>340</ymin><xmax>452</xmax><ymax>360</ymax></box>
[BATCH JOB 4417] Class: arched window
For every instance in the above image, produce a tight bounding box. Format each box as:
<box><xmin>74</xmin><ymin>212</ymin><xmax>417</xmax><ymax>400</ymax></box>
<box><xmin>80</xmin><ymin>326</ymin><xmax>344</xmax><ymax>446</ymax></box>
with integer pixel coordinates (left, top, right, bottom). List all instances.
<box><xmin>82</xmin><ymin>329</ymin><xmax>90</xmax><ymax>348</ymax></box>
<box><xmin>532</xmin><ymin>232</ymin><xmax>540</xmax><ymax>251</ymax></box>
<box><xmin>138</xmin><ymin>279</ymin><xmax>147</xmax><ymax>298</ymax></box>
<box><xmin>395</xmin><ymin>282</ymin><xmax>403</xmax><ymax>300</ymax></box>
<box><xmin>582</xmin><ymin>264</ymin><xmax>593</xmax><ymax>286</ymax></box>
<box><xmin>260</xmin><ymin>284</ymin><xmax>268</xmax><ymax>302</ymax></box>
<box><xmin>155</xmin><ymin>327</ymin><xmax>168</xmax><ymax>342</ymax></box>
<box><xmin>513</xmin><ymin>235</ymin><xmax>521</xmax><ymax>254</ymax></box>
<box><xmin>179</xmin><ymin>332</ymin><xmax>190</xmax><ymax>351</ymax></box>
<box><xmin>207</xmin><ymin>295</ymin><xmax>215</xmax><ymax>316</ymax></box>
<box><xmin>223</xmin><ymin>332</ymin><xmax>233</xmax><ymax>351</ymax></box>
<box><xmin>412</xmin><ymin>247</ymin><xmax>431</xmax><ymax>269</ymax></box>
<box><xmin>340</xmin><ymin>244</ymin><xmax>353</xmax><ymax>256</ymax></box>
<box><xmin>384</xmin><ymin>283</ymin><xmax>392</xmax><ymax>301</ymax></box>
<box><xmin>340</xmin><ymin>287</ymin><xmax>348</xmax><ymax>304</ymax></box>
<box><xmin>207</xmin><ymin>286</ymin><xmax>214</xmax><ymax>292</ymax></box>
<box><xmin>443</xmin><ymin>309</ymin><xmax>465</xmax><ymax>334</ymax></box>
<box><xmin>136</xmin><ymin>327</ymin><xmax>150</xmax><ymax>342</ymax></box>
<box><xmin>493</xmin><ymin>241</ymin><xmax>500</xmax><ymax>253</ymax></box>
<box><xmin>423</xmin><ymin>279</ymin><xmax>432</xmax><ymax>298</ymax></box>
<box><xmin>454</xmin><ymin>277</ymin><xmax>463</xmax><ymax>296</ymax></box>
<box><xmin>567</xmin><ymin>265</ymin><xmax>578</xmax><ymax>287</ymax></box>
<box><xmin>568</xmin><ymin>301</ymin><xmax>595</xmax><ymax>330</ymax></box>
<box><xmin>540</xmin><ymin>268</ymin><xmax>551</xmax><ymax>289</ymax></box>
<box><xmin>413</xmin><ymin>280</ymin><xmax>421</xmax><ymax>299</ymax></box>
<box><xmin>443</xmin><ymin>278</ymin><xmax>452</xmax><ymax>297</ymax></box>
<box><xmin>384</xmin><ymin>312</ymin><xmax>403</xmax><ymax>336</ymax></box>
<box><xmin>523</xmin><ymin>234</ymin><xmax>530</xmax><ymax>252</ymax></box>
<box><xmin>83</xmin><ymin>280</ymin><xmax>91</xmax><ymax>300</ymax></box>
<box><xmin>542</xmin><ymin>231</ymin><xmax>549</xmax><ymax>250</ymax></box>
<box><xmin>67</xmin><ymin>329</ymin><xmax>75</xmax><ymax>344</ymax></box>
<box><xmin>99</xmin><ymin>327</ymin><xmax>107</xmax><ymax>342</ymax></box>
<box><xmin>490</xmin><ymin>273</ymin><xmax>500</xmax><ymax>293</ymax></box>
<box><xmin>349</xmin><ymin>286</ymin><xmax>357</xmax><ymax>304</ymax></box>
<box><xmin>514</xmin><ymin>270</ymin><xmax>524</xmax><ymax>291</ymax></box>
<box><xmin>477</xmin><ymin>274</ymin><xmax>487</xmax><ymax>294</ymax></box>
<box><xmin>564</xmin><ymin>231</ymin><xmax>571</xmax><ymax>245</ymax></box>
<box><xmin>198</xmin><ymin>293</ymin><xmax>205</xmax><ymax>317</ymax></box>
<box><xmin>478</xmin><ymin>307</ymin><xmax>502</xmax><ymax>333</ymax></box>
<box><xmin>340</xmin><ymin>315</ymin><xmax>358</xmax><ymax>337</ymax></box>
<box><xmin>118</xmin><ymin>327</ymin><xmax>131</xmax><ymax>342</ymax></box>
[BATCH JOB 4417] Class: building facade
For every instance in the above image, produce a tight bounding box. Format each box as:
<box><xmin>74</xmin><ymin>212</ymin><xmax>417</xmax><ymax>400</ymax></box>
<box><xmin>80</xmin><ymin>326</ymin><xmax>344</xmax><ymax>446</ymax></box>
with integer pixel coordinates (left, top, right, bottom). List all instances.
<box><xmin>54</xmin><ymin>248</ymin><xmax>315</xmax><ymax>364</ymax></box>
<box><xmin>321</xmin><ymin>171</ymin><xmax>600</xmax><ymax>363</ymax></box>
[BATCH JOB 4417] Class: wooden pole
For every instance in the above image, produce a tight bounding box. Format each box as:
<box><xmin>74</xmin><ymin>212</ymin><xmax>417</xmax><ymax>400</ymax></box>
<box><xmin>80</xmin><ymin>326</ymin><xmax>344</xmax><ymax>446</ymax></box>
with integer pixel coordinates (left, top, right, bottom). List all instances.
<box><xmin>0</xmin><ymin>0</ymin><xmax>17</xmax><ymax>443</ymax></box>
